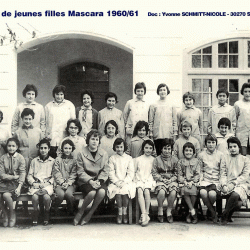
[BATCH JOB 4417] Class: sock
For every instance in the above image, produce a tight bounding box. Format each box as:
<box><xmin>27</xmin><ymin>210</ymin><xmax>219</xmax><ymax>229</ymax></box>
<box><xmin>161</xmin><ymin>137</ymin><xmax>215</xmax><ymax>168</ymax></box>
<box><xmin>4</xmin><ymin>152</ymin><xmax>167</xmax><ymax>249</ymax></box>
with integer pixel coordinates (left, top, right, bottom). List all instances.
<box><xmin>158</xmin><ymin>207</ymin><xmax>163</xmax><ymax>216</ymax></box>
<box><xmin>122</xmin><ymin>207</ymin><xmax>127</xmax><ymax>215</ymax></box>
<box><xmin>190</xmin><ymin>209</ymin><xmax>195</xmax><ymax>216</ymax></box>
<box><xmin>118</xmin><ymin>207</ymin><xmax>122</xmax><ymax>215</ymax></box>
<box><xmin>166</xmin><ymin>208</ymin><xmax>172</xmax><ymax>217</ymax></box>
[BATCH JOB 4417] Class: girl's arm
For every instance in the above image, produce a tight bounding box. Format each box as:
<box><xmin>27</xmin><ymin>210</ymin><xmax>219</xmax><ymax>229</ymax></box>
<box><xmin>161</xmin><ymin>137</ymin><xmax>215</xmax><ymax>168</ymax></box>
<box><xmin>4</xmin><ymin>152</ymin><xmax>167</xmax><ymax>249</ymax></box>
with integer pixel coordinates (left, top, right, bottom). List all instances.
<box><xmin>148</xmin><ymin>104</ymin><xmax>155</xmax><ymax>138</ymax></box>
<box><xmin>119</xmin><ymin>111</ymin><xmax>125</xmax><ymax>139</ymax></box>
<box><xmin>198</xmin><ymin>109</ymin><xmax>203</xmax><ymax>136</ymax></box>
<box><xmin>0</xmin><ymin>156</ymin><xmax>15</xmax><ymax>180</ymax></box>
<box><xmin>70</xmin><ymin>102</ymin><xmax>76</xmax><ymax>119</ymax></box>
<box><xmin>52</xmin><ymin>158</ymin><xmax>65</xmax><ymax>185</ymax></box>
<box><xmin>170</xmin><ymin>158</ymin><xmax>178</xmax><ymax>182</ymax></box>
<box><xmin>17</xmin><ymin>154</ymin><xmax>26</xmax><ymax>186</ymax></box>
<box><xmin>92</xmin><ymin>110</ymin><xmax>99</xmax><ymax>130</ymax></box>
<box><xmin>27</xmin><ymin>160</ymin><xmax>36</xmax><ymax>185</ymax></box>
<box><xmin>123</xmin><ymin>101</ymin><xmax>131</xmax><ymax>126</ymax></box>
<box><xmin>125</xmin><ymin>141</ymin><xmax>132</xmax><ymax>156</ymax></box>
<box><xmin>219</xmin><ymin>154</ymin><xmax>227</xmax><ymax>187</ymax></box>
<box><xmin>67</xmin><ymin>160</ymin><xmax>77</xmax><ymax>186</ymax></box>
<box><xmin>152</xmin><ymin>158</ymin><xmax>164</xmax><ymax>182</ymax></box>
<box><xmin>193</xmin><ymin>159</ymin><xmax>201</xmax><ymax>184</ymax></box>
<box><xmin>44</xmin><ymin>104</ymin><xmax>50</xmax><ymax>138</ymax></box>
<box><xmin>40</xmin><ymin>106</ymin><xmax>46</xmax><ymax>135</ymax></box>
<box><xmin>11</xmin><ymin>106</ymin><xmax>21</xmax><ymax>135</ymax></box>
<box><xmin>124</xmin><ymin>157</ymin><xmax>134</xmax><ymax>183</ymax></box>
<box><xmin>108</xmin><ymin>156</ymin><xmax>119</xmax><ymax>184</ymax></box>
<box><xmin>234</xmin><ymin>157</ymin><xmax>250</xmax><ymax>185</ymax></box>
<box><xmin>231</xmin><ymin>107</ymin><xmax>237</xmax><ymax>134</ymax></box>
<box><xmin>234</xmin><ymin>102</ymin><xmax>240</xmax><ymax>121</ymax></box>
<box><xmin>173</xmin><ymin>141</ymin><xmax>178</xmax><ymax>158</ymax></box>
<box><xmin>197</xmin><ymin>153</ymin><xmax>204</xmax><ymax>181</ymax></box>
<box><xmin>177</xmin><ymin>160</ymin><xmax>185</xmax><ymax>184</ymax></box>
<box><xmin>207</xmin><ymin>108</ymin><xmax>213</xmax><ymax>134</ymax></box>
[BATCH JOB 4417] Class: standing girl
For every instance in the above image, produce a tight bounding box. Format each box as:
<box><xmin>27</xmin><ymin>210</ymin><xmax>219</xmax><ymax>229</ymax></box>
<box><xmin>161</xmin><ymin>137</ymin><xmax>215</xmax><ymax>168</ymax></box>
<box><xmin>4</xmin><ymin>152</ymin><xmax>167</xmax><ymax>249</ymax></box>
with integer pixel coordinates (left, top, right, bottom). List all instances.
<box><xmin>234</xmin><ymin>83</ymin><xmax>250</xmax><ymax>156</ymax></box>
<box><xmin>177</xmin><ymin>142</ymin><xmax>201</xmax><ymax>224</ymax></box>
<box><xmin>27</xmin><ymin>138</ymin><xmax>55</xmax><ymax>225</ymax></box>
<box><xmin>76</xmin><ymin>90</ymin><xmax>98</xmax><ymax>138</ymax></box>
<box><xmin>99</xmin><ymin>120</ymin><xmax>119</xmax><ymax>158</ymax></box>
<box><xmin>0</xmin><ymin>138</ymin><xmax>26</xmax><ymax>227</ymax></box>
<box><xmin>126</xmin><ymin>121</ymin><xmax>156</xmax><ymax>158</ymax></box>
<box><xmin>149</xmin><ymin>84</ymin><xmax>178</xmax><ymax>155</ymax></box>
<box><xmin>152</xmin><ymin>138</ymin><xmax>178</xmax><ymax>223</ymax></box>
<box><xmin>134</xmin><ymin>140</ymin><xmax>156</xmax><ymax>226</ymax></box>
<box><xmin>53</xmin><ymin>139</ymin><xmax>77</xmax><ymax>216</ymax></box>
<box><xmin>108</xmin><ymin>138</ymin><xmax>135</xmax><ymax>224</ymax></box>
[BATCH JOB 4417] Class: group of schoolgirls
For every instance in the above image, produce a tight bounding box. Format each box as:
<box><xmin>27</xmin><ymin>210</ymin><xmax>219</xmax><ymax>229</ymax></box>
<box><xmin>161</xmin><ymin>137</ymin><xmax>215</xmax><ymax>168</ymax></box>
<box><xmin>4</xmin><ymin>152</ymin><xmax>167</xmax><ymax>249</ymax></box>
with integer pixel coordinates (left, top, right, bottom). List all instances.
<box><xmin>0</xmin><ymin>81</ymin><xmax>250</xmax><ymax>229</ymax></box>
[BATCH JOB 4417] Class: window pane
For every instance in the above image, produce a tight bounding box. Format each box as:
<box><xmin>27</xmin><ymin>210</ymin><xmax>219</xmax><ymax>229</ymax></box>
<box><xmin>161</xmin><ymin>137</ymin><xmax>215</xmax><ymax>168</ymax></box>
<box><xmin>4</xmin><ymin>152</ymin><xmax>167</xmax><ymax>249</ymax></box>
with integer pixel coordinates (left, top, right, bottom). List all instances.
<box><xmin>193</xmin><ymin>93</ymin><xmax>202</xmax><ymax>106</ymax></box>
<box><xmin>193</xmin><ymin>49</ymin><xmax>201</xmax><ymax>54</ymax></box>
<box><xmin>229</xmin><ymin>93</ymin><xmax>239</xmax><ymax>106</ymax></box>
<box><xmin>203</xmin><ymin>79</ymin><xmax>212</xmax><ymax>92</ymax></box>
<box><xmin>229</xmin><ymin>79</ymin><xmax>238</xmax><ymax>92</ymax></box>
<box><xmin>203</xmin><ymin>46</ymin><xmax>212</xmax><ymax>54</ymax></box>
<box><xmin>192</xmin><ymin>55</ymin><xmax>201</xmax><ymax>68</ymax></box>
<box><xmin>86</xmin><ymin>67</ymin><xmax>109</xmax><ymax>81</ymax></box>
<box><xmin>203</xmin><ymin>93</ymin><xmax>212</xmax><ymax>106</ymax></box>
<box><xmin>192</xmin><ymin>79</ymin><xmax>202</xmax><ymax>92</ymax></box>
<box><xmin>229</xmin><ymin>41</ymin><xmax>238</xmax><ymax>53</ymax></box>
<box><xmin>218</xmin><ymin>79</ymin><xmax>228</xmax><ymax>90</ymax></box>
<box><xmin>218</xmin><ymin>42</ymin><xmax>227</xmax><ymax>53</ymax></box>
<box><xmin>229</xmin><ymin>55</ymin><xmax>238</xmax><ymax>68</ymax></box>
<box><xmin>203</xmin><ymin>107</ymin><xmax>210</xmax><ymax>121</ymax></box>
<box><xmin>203</xmin><ymin>55</ymin><xmax>212</xmax><ymax>68</ymax></box>
<box><xmin>218</xmin><ymin>55</ymin><xmax>228</xmax><ymax>68</ymax></box>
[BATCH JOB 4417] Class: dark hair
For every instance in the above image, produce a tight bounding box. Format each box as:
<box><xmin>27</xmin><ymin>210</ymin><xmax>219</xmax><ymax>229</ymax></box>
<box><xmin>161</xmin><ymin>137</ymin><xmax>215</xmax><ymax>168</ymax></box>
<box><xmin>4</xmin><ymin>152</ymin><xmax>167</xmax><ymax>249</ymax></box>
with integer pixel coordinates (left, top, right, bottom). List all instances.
<box><xmin>134</xmin><ymin>82</ymin><xmax>146</xmax><ymax>95</ymax></box>
<box><xmin>161</xmin><ymin>138</ymin><xmax>174</xmax><ymax>151</ymax></box>
<box><xmin>81</xmin><ymin>89</ymin><xmax>94</xmax><ymax>104</ymax></box>
<box><xmin>241</xmin><ymin>83</ymin><xmax>250</xmax><ymax>95</ymax></box>
<box><xmin>6</xmin><ymin>137</ymin><xmax>20</xmax><ymax>153</ymax></box>
<box><xmin>183</xmin><ymin>142</ymin><xmax>195</xmax><ymax>156</ymax></box>
<box><xmin>104</xmin><ymin>120</ymin><xmax>118</xmax><ymax>135</ymax></box>
<box><xmin>180</xmin><ymin>121</ymin><xmax>192</xmax><ymax>132</ymax></box>
<box><xmin>0</xmin><ymin>110</ymin><xmax>3</xmax><ymax>123</ymax></box>
<box><xmin>227</xmin><ymin>136</ymin><xmax>242</xmax><ymax>154</ymax></box>
<box><xmin>157</xmin><ymin>83</ymin><xmax>170</xmax><ymax>95</ymax></box>
<box><xmin>22</xmin><ymin>84</ymin><xmax>38</xmax><ymax>98</ymax></box>
<box><xmin>142</xmin><ymin>139</ymin><xmax>155</xmax><ymax>153</ymax></box>
<box><xmin>216</xmin><ymin>89</ymin><xmax>229</xmax><ymax>98</ymax></box>
<box><xmin>205</xmin><ymin>134</ymin><xmax>218</xmax><ymax>146</ymax></box>
<box><xmin>113</xmin><ymin>138</ymin><xmax>127</xmax><ymax>152</ymax></box>
<box><xmin>133</xmin><ymin>121</ymin><xmax>149</xmax><ymax>137</ymax></box>
<box><xmin>66</xmin><ymin>119</ymin><xmax>82</xmax><ymax>135</ymax></box>
<box><xmin>37</xmin><ymin>138</ymin><xmax>51</xmax><ymax>149</ymax></box>
<box><xmin>86</xmin><ymin>129</ymin><xmax>101</xmax><ymax>145</ymax></box>
<box><xmin>61</xmin><ymin>139</ymin><xmax>75</xmax><ymax>153</ymax></box>
<box><xmin>105</xmin><ymin>92</ymin><xmax>118</xmax><ymax>103</ymax></box>
<box><xmin>53</xmin><ymin>85</ymin><xmax>66</xmax><ymax>98</ymax></box>
<box><xmin>21</xmin><ymin>108</ymin><xmax>35</xmax><ymax>119</ymax></box>
<box><xmin>182</xmin><ymin>92</ymin><xmax>195</xmax><ymax>104</ymax></box>
<box><xmin>218</xmin><ymin>117</ymin><xmax>231</xmax><ymax>129</ymax></box>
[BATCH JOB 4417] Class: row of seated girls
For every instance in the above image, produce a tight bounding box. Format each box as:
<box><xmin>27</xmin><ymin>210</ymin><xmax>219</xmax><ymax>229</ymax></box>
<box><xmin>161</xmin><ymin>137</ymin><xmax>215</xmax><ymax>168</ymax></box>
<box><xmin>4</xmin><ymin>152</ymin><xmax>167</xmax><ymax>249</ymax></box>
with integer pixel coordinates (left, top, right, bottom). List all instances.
<box><xmin>0</xmin><ymin>81</ymin><xmax>250</xmax><ymax>228</ymax></box>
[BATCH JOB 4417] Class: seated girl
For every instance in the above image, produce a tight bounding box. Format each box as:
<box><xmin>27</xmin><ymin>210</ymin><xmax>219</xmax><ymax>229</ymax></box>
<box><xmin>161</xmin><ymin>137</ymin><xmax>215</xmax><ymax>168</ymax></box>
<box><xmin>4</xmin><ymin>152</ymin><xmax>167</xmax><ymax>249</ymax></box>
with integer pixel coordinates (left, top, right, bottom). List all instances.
<box><xmin>53</xmin><ymin>139</ymin><xmax>77</xmax><ymax>216</ymax></box>
<box><xmin>0</xmin><ymin>138</ymin><xmax>26</xmax><ymax>227</ymax></box>
<box><xmin>177</xmin><ymin>142</ymin><xmax>201</xmax><ymax>224</ymax></box>
<box><xmin>27</xmin><ymin>138</ymin><xmax>55</xmax><ymax>226</ymax></box>
<box><xmin>108</xmin><ymin>138</ymin><xmax>135</xmax><ymax>224</ymax></box>
<box><xmin>134</xmin><ymin>139</ymin><xmax>156</xmax><ymax>226</ymax></box>
<box><xmin>152</xmin><ymin>138</ymin><xmax>178</xmax><ymax>223</ymax></box>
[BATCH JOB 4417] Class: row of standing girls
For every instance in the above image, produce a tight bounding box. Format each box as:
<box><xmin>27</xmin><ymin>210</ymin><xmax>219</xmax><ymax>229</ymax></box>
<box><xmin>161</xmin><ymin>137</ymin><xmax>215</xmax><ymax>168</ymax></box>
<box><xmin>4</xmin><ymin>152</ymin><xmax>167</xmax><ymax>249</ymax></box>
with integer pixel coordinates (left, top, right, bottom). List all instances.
<box><xmin>0</xmin><ymin>81</ymin><xmax>250</xmax><ymax>227</ymax></box>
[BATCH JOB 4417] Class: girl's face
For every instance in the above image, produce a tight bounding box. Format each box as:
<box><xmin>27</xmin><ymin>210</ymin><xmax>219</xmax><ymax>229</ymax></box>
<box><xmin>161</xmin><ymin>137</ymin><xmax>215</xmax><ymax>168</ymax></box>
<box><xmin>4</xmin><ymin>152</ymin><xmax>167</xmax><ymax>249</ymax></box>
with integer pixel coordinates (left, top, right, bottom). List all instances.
<box><xmin>68</xmin><ymin>122</ymin><xmax>79</xmax><ymax>136</ymax></box>
<box><xmin>162</xmin><ymin>145</ymin><xmax>172</xmax><ymax>157</ymax></box>
<box><xmin>219</xmin><ymin>125</ymin><xmax>229</xmax><ymax>137</ymax></box>
<box><xmin>55</xmin><ymin>91</ymin><xmax>64</xmax><ymax>103</ymax></box>
<box><xmin>7</xmin><ymin>141</ymin><xmax>18</xmax><ymax>155</ymax></box>
<box><xmin>217</xmin><ymin>93</ymin><xmax>228</xmax><ymax>106</ymax></box>
<box><xmin>206</xmin><ymin>140</ymin><xmax>217</xmax><ymax>153</ymax></box>
<box><xmin>135</xmin><ymin>88</ymin><xmax>145</xmax><ymax>100</ymax></box>
<box><xmin>23</xmin><ymin>115</ymin><xmax>33</xmax><ymax>128</ymax></box>
<box><xmin>82</xmin><ymin>94</ymin><xmax>92</xmax><ymax>108</ymax></box>
<box><xmin>88</xmin><ymin>135</ymin><xmax>99</xmax><ymax>150</ymax></box>
<box><xmin>106</xmin><ymin>123</ymin><xmax>116</xmax><ymax>137</ymax></box>
<box><xmin>63</xmin><ymin>143</ymin><xmax>73</xmax><ymax>156</ymax></box>
<box><xmin>144</xmin><ymin>144</ymin><xmax>153</xmax><ymax>156</ymax></box>
<box><xmin>159</xmin><ymin>86</ymin><xmax>168</xmax><ymax>99</ymax></box>
<box><xmin>243</xmin><ymin>88</ymin><xmax>250</xmax><ymax>102</ymax></box>
<box><xmin>184</xmin><ymin>97</ymin><xmax>194</xmax><ymax>108</ymax></box>
<box><xmin>106</xmin><ymin>97</ymin><xmax>116</xmax><ymax>109</ymax></box>
<box><xmin>25</xmin><ymin>91</ymin><xmax>36</xmax><ymax>103</ymax></box>
<box><xmin>115</xmin><ymin>143</ymin><xmax>124</xmax><ymax>156</ymax></box>
<box><xmin>182</xmin><ymin>127</ymin><xmax>191</xmax><ymax>138</ymax></box>
<box><xmin>137</xmin><ymin>126</ymin><xmax>147</xmax><ymax>138</ymax></box>
<box><xmin>228</xmin><ymin>142</ymin><xmax>240</xmax><ymax>156</ymax></box>
<box><xmin>184</xmin><ymin>147</ymin><xmax>194</xmax><ymax>159</ymax></box>
<box><xmin>39</xmin><ymin>143</ymin><xmax>50</xmax><ymax>157</ymax></box>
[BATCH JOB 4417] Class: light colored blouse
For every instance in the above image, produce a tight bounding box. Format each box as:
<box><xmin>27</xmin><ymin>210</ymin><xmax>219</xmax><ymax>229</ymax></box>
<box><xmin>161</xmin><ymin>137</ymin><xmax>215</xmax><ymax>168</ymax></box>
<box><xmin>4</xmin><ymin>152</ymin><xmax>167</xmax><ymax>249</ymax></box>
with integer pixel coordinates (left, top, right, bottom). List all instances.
<box><xmin>99</xmin><ymin>135</ymin><xmax>117</xmax><ymax>158</ymax></box>
<box><xmin>215</xmin><ymin>132</ymin><xmax>234</xmax><ymax>155</ymax></box>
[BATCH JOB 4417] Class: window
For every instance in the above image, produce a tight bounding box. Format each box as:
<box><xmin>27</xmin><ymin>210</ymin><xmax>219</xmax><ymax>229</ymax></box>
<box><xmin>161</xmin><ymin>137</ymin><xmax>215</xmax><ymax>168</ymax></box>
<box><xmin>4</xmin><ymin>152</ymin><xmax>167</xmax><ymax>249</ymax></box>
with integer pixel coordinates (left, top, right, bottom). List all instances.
<box><xmin>192</xmin><ymin>46</ymin><xmax>212</xmax><ymax>68</ymax></box>
<box><xmin>218</xmin><ymin>79</ymin><xmax>239</xmax><ymax>105</ymax></box>
<box><xmin>192</xmin><ymin>79</ymin><xmax>212</xmax><ymax>142</ymax></box>
<box><xmin>218</xmin><ymin>41</ymin><xmax>238</xmax><ymax>68</ymax></box>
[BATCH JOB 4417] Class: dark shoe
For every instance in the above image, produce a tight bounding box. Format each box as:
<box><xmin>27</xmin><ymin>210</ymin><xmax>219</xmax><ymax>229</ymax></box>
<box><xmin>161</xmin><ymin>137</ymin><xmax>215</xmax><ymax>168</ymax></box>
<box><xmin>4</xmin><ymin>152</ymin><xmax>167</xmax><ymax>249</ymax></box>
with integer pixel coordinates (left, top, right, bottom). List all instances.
<box><xmin>9</xmin><ymin>212</ymin><xmax>16</xmax><ymax>228</ymax></box>
<box><xmin>2</xmin><ymin>211</ymin><xmax>8</xmax><ymax>227</ymax></box>
<box><xmin>220</xmin><ymin>212</ymin><xmax>228</xmax><ymax>225</ymax></box>
<box><xmin>192</xmin><ymin>213</ymin><xmax>198</xmax><ymax>224</ymax></box>
<box><xmin>186</xmin><ymin>213</ymin><xmax>192</xmax><ymax>223</ymax></box>
<box><xmin>157</xmin><ymin>215</ymin><xmax>164</xmax><ymax>223</ymax></box>
<box><xmin>73</xmin><ymin>212</ymin><xmax>83</xmax><ymax>226</ymax></box>
<box><xmin>212</xmin><ymin>213</ymin><xmax>218</xmax><ymax>224</ymax></box>
<box><xmin>44</xmin><ymin>210</ymin><xmax>50</xmax><ymax>226</ymax></box>
<box><xmin>123</xmin><ymin>214</ymin><xmax>128</xmax><ymax>224</ymax></box>
<box><xmin>32</xmin><ymin>210</ymin><xmax>39</xmax><ymax>226</ymax></box>
<box><xmin>166</xmin><ymin>215</ymin><xmax>173</xmax><ymax>223</ymax></box>
<box><xmin>117</xmin><ymin>215</ymin><xmax>122</xmax><ymax>224</ymax></box>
